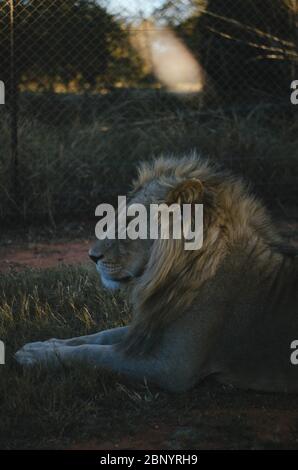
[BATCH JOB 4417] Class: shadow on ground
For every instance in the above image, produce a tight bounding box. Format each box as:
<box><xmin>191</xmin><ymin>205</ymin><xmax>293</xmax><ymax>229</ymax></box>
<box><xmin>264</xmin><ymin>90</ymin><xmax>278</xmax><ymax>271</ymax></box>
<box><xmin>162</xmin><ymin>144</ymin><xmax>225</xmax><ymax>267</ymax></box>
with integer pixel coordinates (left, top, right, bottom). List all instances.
<box><xmin>69</xmin><ymin>379</ymin><xmax>298</xmax><ymax>450</ymax></box>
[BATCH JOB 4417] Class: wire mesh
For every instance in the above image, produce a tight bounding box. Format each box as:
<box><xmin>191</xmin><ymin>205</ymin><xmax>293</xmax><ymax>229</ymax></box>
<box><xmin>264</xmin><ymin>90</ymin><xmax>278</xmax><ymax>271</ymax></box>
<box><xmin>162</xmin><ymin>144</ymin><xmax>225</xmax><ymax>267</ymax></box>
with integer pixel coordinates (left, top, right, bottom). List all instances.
<box><xmin>0</xmin><ymin>0</ymin><xmax>297</xmax><ymax>223</ymax></box>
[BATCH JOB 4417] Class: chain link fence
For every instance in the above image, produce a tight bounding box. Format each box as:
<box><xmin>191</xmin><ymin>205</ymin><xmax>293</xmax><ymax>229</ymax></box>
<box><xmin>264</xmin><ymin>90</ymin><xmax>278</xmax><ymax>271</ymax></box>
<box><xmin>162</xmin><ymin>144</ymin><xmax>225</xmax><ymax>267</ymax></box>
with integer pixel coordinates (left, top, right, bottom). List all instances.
<box><xmin>0</xmin><ymin>0</ymin><xmax>297</xmax><ymax>225</ymax></box>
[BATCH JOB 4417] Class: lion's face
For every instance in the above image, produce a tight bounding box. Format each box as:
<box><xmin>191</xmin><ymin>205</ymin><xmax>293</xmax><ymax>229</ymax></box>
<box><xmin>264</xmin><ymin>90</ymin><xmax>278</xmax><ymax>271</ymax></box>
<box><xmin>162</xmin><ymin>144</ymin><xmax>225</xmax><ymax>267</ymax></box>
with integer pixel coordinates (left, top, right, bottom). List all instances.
<box><xmin>89</xmin><ymin>235</ymin><xmax>152</xmax><ymax>290</ymax></box>
<box><xmin>89</xmin><ymin>158</ymin><xmax>213</xmax><ymax>291</ymax></box>
<box><xmin>89</xmin><ymin>188</ymin><xmax>156</xmax><ymax>290</ymax></box>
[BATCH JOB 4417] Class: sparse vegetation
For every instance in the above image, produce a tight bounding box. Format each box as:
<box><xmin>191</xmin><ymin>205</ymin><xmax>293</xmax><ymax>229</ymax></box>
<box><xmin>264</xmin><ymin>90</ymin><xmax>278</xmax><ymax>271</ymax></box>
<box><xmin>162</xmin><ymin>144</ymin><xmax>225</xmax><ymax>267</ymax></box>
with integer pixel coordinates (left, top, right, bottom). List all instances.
<box><xmin>1</xmin><ymin>264</ymin><xmax>298</xmax><ymax>450</ymax></box>
<box><xmin>1</xmin><ymin>91</ymin><xmax>297</xmax><ymax>227</ymax></box>
<box><xmin>0</xmin><ymin>265</ymin><xmax>132</xmax><ymax>449</ymax></box>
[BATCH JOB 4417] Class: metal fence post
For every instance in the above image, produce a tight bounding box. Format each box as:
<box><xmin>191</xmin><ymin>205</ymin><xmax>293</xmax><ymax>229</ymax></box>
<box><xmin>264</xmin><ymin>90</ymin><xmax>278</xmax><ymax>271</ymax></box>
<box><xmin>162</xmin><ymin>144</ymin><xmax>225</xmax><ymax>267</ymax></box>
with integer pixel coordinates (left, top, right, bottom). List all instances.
<box><xmin>9</xmin><ymin>0</ymin><xmax>19</xmax><ymax>201</ymax></box>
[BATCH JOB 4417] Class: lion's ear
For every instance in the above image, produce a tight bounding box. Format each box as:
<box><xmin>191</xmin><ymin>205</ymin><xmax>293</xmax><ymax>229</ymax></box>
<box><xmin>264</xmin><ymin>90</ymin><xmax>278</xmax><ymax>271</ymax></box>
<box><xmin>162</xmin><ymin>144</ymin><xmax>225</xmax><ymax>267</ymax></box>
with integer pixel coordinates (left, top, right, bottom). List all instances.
<box><xmin>166</xmin><ymin>179</ymin><xmax>204</xmax><ymax>205</ymax></box>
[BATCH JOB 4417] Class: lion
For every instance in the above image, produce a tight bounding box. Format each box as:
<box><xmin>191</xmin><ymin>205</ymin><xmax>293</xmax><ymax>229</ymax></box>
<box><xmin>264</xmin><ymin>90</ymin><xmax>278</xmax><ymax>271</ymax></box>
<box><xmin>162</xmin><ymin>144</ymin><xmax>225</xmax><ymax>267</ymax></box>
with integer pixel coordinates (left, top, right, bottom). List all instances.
<box><xmin>15</xmin><ymin>153</ymin><xmax>298</xmax><ymax>393</ymax></box>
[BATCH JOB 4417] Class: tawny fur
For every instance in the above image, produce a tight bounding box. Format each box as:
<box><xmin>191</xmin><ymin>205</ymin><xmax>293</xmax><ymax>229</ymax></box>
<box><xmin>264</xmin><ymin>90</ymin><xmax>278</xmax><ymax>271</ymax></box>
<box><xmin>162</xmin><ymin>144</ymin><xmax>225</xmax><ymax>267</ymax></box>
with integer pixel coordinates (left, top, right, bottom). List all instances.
<box><xmin>16</xmin><ymin>153</ymin><xmax>298</xmax><ymax>393</ymax></box>
<box><xmin>121</xmin><ymin>154</ymin><xmax>284</xmax><ymax>354</ymax></box>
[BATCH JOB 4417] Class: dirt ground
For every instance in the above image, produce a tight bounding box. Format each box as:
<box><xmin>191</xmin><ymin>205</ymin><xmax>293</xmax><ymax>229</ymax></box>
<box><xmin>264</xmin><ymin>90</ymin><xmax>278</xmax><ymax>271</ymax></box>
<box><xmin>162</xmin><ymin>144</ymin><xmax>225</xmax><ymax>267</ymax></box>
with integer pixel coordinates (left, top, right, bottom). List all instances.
<box><xmin>69</xmin><ymin>395</ymin><xmax>298</xmax><ymax>450</ymax></box>
<box><xmin>1</xmin><ymin>217</ymin><xmax>298</xmax><ymax>450</ymax></box>
<box><xmin>0</xmin><ymin>218</ymin><xmax>297</xmax><ymax>274</ymax></box>
<box><xmin>0</xmin><ymin>239</ymin><xmax>92</xmax><ymax>273</ymax></box>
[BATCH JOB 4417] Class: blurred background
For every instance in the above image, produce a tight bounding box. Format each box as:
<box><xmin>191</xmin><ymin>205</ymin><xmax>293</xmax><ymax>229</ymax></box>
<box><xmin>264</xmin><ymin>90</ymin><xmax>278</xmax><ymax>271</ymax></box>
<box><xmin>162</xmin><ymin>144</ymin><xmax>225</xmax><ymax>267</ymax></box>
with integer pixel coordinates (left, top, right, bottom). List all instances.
<box><xmin>0</xmin><ymin>0</ymin><xmax>297</xmax><ymax>232</ymax></box>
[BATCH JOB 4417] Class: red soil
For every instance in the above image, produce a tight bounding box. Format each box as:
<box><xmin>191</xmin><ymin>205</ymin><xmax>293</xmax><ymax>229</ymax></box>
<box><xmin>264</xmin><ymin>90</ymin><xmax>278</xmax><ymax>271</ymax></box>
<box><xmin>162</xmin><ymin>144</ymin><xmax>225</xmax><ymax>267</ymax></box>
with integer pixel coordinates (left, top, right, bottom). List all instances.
<box><xmin>0</xmin><ymin>219</ymin><xmax>296</xmax><ymax>274</ymax></box>
<box><xmin>0</xmin><ymin>239</ymin><xmax>92</xmax><ymax>273</ymax></box>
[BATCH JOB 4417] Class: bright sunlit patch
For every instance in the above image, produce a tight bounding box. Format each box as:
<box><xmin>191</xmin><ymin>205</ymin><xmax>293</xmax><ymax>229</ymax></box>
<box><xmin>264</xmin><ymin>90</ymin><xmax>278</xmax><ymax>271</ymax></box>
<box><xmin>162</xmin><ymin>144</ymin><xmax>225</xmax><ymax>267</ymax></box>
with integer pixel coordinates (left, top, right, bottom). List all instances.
<box><xmin>132</xmin><ymin>23</ymin><xmax>204</xmax><ymax>93</ymax></box>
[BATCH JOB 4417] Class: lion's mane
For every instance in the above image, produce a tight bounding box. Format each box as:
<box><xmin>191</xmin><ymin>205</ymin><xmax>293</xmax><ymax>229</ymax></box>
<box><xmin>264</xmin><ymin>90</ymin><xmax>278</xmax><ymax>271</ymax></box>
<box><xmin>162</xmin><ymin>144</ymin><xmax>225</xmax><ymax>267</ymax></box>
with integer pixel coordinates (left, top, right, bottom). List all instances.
<box><xmin>120</xmin><ymin>154</ymin><xmax>284</xmax><ymax>354</ymax></box>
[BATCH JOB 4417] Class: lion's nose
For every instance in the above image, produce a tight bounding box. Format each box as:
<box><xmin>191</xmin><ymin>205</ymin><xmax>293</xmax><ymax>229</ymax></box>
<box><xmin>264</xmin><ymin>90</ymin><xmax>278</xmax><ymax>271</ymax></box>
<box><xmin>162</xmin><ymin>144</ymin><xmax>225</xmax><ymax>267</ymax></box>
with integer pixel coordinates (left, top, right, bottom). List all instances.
<box><xmin>88</xmin><ymin>249</ymin><xmax>103</xmax><ymax>264</ymax></box>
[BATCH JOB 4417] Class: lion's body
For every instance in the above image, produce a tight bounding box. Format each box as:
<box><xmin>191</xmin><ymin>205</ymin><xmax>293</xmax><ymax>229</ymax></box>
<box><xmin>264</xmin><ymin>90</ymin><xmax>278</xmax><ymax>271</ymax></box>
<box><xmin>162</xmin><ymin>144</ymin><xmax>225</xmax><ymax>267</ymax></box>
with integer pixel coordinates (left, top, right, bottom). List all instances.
<box><xmin>16</xmin><ymin>154</ymin><xmax>298</xmax><ymax>393</ymax></box>
<box><xmin>178</xmin><ymin>247</ymin><xmax>298</xmax><ymax>392</ymax></box>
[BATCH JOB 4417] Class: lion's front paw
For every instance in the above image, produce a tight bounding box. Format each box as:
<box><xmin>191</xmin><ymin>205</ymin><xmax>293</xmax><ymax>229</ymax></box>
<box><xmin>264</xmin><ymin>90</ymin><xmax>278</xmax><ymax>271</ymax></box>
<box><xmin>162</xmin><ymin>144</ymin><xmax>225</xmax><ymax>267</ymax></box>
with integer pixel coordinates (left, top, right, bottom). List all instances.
<box><xmin>15</xmin><ymin>342</ymin><xmax>64</xmax><ymax>368</ymax></box>
<box><xmin>15</xmin><ymin>348</ymin><xmax>38</xmax><ymax>367</ymax></box>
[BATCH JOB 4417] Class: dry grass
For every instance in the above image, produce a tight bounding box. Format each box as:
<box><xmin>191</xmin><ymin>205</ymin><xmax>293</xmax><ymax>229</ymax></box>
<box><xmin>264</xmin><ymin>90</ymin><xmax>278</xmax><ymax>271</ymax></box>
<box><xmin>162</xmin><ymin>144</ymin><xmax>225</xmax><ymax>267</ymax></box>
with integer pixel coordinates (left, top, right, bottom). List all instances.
<box><xmin>1</xmin><ymin>91</ymin><xmax>297</xmax><ymax>227</ymax></box>
<box><xmin>0</xmin><ymin>265</ymin><xmax>134</xmax><ymax>449</ymax></box>
<box><xmin>1</xmin><ymin>264</ymin><xmax>298</xmax><ymax>450</ymax></box>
